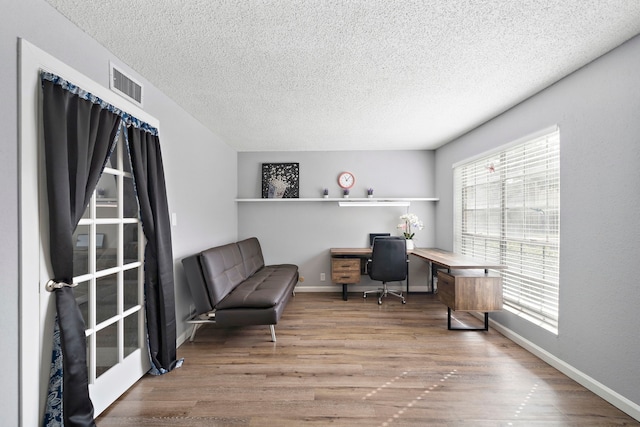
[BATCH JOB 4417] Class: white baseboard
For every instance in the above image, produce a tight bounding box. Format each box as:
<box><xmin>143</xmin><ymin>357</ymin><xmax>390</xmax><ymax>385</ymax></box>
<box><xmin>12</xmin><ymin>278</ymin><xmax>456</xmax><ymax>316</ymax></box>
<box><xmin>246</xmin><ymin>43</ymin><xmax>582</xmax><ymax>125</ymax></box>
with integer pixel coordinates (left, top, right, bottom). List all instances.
<box><xmin>294</xmin><ymin>285</ymin><xmax>432</xmax><ymax>293</ymax></box>
<box><xmin>294</xmin><ymin>286</ymin><xmax>336</xmax><ymax>293</ymax></box>
<box><xmin>176</xmin><ymin>325</ymin><xmax>192</xmax><ymax>347</ymax></box>
<box><xmin>488</xmin><ymin>317</ymin><xmax>640</xmax><ymax>421</ymax></box>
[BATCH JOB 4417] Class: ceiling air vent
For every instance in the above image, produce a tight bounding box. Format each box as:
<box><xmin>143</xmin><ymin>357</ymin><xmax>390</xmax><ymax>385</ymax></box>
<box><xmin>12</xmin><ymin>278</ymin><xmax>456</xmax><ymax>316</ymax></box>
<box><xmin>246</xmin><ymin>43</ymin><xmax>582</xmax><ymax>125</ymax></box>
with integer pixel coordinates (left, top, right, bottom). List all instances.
<box><xmin>110</xmin><ymin>63</ymin><xmax>143</xmax><ymax>106</ymax></box>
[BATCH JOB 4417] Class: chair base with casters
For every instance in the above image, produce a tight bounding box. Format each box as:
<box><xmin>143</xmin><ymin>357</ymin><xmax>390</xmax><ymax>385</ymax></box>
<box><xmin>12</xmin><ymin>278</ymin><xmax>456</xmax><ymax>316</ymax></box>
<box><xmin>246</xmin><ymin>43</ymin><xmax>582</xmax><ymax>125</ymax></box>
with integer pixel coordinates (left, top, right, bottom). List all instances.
<box><xmin>363</xmin><ymin>282</ymin><xmax>406</xmax><ymax>305</ymax></box>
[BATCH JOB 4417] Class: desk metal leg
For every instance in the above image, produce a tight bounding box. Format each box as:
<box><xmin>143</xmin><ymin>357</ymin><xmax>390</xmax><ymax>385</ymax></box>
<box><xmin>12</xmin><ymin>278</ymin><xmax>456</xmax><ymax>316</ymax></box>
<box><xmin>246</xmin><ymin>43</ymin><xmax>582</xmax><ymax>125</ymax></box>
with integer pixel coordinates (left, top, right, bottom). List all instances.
<box><xmin>430</xmin><ymin>262</ymin><xmax>435</xmax><ymax>294</ymax></box>
<box><xmin>343</xmin><ymin>284</ymin><xmax>348</xmax><ymax>301</ymax></box>
<box><xmin>447</xmin><ymin>308</ymin><xmax>489</xmax><ymax>331</ymax></box>
<box><xmin>429</xmin><ymin>262</ymin><xmax>441</xmax><ymax>294</ymax></box>
<box><xmin>405</xmin><ymin>258</ymin><xmax>411</xmax><ymax>294</ymax></box>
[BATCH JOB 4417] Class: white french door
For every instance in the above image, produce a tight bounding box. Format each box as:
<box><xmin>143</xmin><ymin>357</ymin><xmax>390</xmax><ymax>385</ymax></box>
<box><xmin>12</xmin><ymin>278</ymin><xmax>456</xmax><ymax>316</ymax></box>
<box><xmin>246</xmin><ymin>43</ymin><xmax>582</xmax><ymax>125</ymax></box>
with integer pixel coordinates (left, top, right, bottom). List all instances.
<box><xmin>19</xmin><ymin>39</ymin><xmax>156</xmax><ymax>424</ymax></box>
<box><xmin>69</xmin><ymin>131</ymin><xmax>150</xmax><ymax>415</ymax></box>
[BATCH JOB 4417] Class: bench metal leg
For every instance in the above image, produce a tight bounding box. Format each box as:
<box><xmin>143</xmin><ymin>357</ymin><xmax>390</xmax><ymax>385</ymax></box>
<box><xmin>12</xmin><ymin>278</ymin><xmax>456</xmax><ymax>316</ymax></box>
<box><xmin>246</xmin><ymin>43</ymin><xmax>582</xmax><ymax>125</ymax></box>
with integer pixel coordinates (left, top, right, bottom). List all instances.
<box><xmin>189</xmin><ymin>323</ymin><xmax>201</xmax><ymax>342</ymax></box>
<box><xmin>270</xmin><ymin>324</ymin><xmax>276</xmax><ymax>342</ymax></box>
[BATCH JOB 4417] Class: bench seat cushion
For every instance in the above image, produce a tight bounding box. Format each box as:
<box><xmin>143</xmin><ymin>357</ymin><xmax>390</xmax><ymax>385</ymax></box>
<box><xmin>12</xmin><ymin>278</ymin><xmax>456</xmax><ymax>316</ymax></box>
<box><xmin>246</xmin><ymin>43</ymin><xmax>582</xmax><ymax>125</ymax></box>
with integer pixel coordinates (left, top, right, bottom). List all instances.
<box><xmin>216</xmin><ymin>264</ymin><xmax>298</xmax><ymax>310</ymax></box>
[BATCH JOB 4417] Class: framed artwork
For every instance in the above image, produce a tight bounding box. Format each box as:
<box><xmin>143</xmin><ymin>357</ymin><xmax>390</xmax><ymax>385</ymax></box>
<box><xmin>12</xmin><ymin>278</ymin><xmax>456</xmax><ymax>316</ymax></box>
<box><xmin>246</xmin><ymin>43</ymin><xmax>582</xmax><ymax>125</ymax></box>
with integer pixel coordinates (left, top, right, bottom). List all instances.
<box><xmin>261</xmin><ymin>162</ymin><xmax>299</xmax><ymax>198</ymax></box>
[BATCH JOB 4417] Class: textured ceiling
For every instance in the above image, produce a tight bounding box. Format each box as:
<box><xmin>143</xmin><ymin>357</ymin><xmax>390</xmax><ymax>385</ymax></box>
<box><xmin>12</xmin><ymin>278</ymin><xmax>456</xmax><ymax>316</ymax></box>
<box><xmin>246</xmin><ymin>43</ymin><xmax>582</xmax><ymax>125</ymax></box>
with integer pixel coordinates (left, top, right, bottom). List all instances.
<box><xmin>45</xmin><ymin>0</ymin><xmax>640</xmax><ymax>151</ymax></box>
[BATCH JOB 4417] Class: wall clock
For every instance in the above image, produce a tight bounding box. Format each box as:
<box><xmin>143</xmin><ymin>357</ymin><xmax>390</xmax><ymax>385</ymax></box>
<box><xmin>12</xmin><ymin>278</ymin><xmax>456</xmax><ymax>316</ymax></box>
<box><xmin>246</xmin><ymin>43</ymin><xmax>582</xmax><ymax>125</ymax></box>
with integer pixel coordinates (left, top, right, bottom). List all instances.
<box><xmin>337</xmin><ymin>171</ymin><xmax>355</xmax><ymax>189</ymax></box>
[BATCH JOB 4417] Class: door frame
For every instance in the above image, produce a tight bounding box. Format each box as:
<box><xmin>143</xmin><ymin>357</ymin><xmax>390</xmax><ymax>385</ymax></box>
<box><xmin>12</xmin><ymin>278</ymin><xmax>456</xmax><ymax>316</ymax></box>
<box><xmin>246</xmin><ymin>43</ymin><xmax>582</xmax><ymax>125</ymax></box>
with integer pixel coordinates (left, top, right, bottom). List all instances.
<box><xmin>19</xmin><ymin>39</ymin><xmax>159</xmax><ymax>425</ymax></box>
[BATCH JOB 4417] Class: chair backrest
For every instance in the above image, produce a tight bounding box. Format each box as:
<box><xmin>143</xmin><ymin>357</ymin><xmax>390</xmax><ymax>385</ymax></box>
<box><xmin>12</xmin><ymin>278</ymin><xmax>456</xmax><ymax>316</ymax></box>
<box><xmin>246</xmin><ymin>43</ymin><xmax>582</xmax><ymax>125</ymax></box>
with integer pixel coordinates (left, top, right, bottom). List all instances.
<box><xmin>369</xmin><ymin>236</ymin><xmax>407</xmax><ymax>282</ymax></box>
<box><xmin>369</xmin><ymin>232</ymin><xmax>391</xmax><ymax>247</ymax></box>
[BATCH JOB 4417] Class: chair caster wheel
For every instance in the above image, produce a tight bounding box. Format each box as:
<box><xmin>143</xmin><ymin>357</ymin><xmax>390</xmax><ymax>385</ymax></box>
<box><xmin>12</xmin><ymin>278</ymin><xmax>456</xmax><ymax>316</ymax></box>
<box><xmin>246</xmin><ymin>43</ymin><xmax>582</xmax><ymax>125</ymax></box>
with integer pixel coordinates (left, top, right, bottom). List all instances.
<box><xmin>378</xmin><ymin>300</ymin><xmax>382</xmax><ymax>305</ymax></box>
<box><xmin>402</xmin><ymin>300</ymin><xmax>406</xmax><ymax>304</ymax></box>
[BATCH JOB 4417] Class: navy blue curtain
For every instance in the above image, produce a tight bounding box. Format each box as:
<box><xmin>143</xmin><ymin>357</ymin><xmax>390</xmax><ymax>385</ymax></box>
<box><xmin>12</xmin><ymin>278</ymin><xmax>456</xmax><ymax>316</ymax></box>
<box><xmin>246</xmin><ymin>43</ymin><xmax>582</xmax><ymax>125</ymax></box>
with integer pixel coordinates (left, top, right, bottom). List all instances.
<box><xmin>41</xmin><ymin>72</ymin><xmax>179</xmax><ymax>426</ymax></box>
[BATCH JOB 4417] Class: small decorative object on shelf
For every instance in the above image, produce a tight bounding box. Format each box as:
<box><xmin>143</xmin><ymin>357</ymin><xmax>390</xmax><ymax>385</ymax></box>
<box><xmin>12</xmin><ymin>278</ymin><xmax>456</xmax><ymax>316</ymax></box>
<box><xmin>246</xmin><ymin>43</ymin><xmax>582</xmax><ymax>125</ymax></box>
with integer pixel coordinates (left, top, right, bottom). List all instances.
<box><xmin>397</xmin><ymin>213</ymin><xmax>424</xmax><ymax>250</ymax></box>
<box><xmin>323</xmin><ymin>188</ymin><xmax>329</xmax><ymax>198</ymax></box>
<box><xmin>367</xmin><ymin>188</ymin><xmax>374</xmax><ymax>198</ymax></box>
<box><xmin>343</xmin><ymin>189</ymin><xmax>350</xmax><ymax>198</ymax></box>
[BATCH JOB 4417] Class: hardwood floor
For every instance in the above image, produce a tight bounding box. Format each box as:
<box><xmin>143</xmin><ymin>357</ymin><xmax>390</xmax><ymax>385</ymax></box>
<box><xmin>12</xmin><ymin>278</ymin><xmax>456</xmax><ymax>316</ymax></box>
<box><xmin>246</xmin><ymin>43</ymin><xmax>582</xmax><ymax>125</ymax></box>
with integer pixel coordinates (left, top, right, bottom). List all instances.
<box><xmin>97</xmin><ymin>292</ymin><xmax>637</xmax><ymax>426</ymax></box>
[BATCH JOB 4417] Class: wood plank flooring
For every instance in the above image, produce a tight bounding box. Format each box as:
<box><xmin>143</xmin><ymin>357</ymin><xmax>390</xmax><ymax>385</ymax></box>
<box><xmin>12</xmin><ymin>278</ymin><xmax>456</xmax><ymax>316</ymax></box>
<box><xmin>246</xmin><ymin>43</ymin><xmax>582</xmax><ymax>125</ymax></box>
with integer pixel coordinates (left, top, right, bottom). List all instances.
<box><xmin>97</xmin><ymin>292</ymin><xmax>638</xmax><ymax>426</ymax></box>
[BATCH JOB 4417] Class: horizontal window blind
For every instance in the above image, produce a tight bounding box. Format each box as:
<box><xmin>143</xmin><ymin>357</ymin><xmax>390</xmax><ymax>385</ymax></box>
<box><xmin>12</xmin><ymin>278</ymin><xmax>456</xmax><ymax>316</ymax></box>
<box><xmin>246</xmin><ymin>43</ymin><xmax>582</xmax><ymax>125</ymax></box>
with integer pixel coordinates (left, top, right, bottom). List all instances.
<box><xmin>454</xmin><ymin>129</ymin><xmax>560</xmax><ymax>333</ymax></box>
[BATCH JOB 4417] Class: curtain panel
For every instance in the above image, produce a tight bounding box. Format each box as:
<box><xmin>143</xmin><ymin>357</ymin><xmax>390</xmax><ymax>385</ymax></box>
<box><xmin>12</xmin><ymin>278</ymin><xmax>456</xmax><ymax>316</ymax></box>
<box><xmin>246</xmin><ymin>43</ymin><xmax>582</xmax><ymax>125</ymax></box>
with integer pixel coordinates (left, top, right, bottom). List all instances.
<box><xmin>127</xmin><ymin>127</ymin><xmax>179</xmax><ymax>374</ymax></box>
<box><xmin>42</xmin><ymin>76</ymin><xmax>121</xmax><ymax>426</ymax></box>
<box><xmin>40</xmin><ymin>72</ymin><xmax>179</xmax><ymax>427</ymax></box>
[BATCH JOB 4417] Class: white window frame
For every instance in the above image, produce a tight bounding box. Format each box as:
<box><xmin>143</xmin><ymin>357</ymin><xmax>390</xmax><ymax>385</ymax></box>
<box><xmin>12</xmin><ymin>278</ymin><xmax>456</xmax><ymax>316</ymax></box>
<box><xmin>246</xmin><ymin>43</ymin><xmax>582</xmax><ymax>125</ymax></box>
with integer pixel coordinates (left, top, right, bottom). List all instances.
<box><xmin>453</xmin><ymin>127</ymin><xmax>560</xmax><ymax>334</ymax></box>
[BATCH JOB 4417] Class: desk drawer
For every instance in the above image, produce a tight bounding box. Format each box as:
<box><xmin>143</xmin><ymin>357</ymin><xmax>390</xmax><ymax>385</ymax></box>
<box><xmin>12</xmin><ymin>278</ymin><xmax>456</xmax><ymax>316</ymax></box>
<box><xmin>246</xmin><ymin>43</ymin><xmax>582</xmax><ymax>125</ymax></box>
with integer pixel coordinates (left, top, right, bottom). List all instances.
<box><xmin>437</xmin><ymin>270</ymin><xmax>502</xmax><ymax>312</ymax></box>
<box><xmin>331</xmin><ymin>258</ymin><xmax>361</xmax><ymax>284</ymax></box>
<box><xmin>437</xmin><ymin>271</ymin><xmax>456</xmax><ymax>309</ymax></box>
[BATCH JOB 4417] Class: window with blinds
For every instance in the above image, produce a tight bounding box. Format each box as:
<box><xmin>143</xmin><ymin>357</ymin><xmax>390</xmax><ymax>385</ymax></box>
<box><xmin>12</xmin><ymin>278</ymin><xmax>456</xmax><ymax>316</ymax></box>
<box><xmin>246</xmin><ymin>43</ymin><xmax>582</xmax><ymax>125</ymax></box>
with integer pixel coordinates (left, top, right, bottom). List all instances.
<box><xmin>453</xmin><ymin>128</ymin><xmax>560</xmax><ymax>333</ymax></box>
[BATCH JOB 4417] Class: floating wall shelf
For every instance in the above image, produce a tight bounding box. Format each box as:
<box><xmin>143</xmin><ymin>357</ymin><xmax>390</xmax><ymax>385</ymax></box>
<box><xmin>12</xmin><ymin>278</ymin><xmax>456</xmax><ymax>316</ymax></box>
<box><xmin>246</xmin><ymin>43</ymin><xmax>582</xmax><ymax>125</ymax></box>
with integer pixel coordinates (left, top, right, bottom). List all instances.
<box><xmin>235</xmin><ymin>197</ymin><xmax>439</xmax><ymax>206</ymax></box>
<box><xmin>338</xmin><ymin>200</ymin><xmax>410</xmax><ymax>207</ymax></box>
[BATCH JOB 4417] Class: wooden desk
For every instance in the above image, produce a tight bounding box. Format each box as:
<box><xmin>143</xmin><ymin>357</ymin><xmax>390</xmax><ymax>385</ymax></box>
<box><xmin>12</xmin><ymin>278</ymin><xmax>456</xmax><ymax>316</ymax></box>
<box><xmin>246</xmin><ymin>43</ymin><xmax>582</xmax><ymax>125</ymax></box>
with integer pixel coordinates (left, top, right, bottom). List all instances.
<box><xmin>410</xmin><ymin>248</ymin><xmax>507</xmax><ymax>271</ymax></box>
<box><xmin>331</xmin><ymin>248</ymin><xmax>506</xmax><ymax>270</ymax></box>
<box><xmin>330</xmin><ymin>247</ymin><xmax>507</xmax><ymax>330</ymax></box>
<box><xmin>330</xmin><ymin>248</ymin><xmax>374</xmax><ymax>301</ymax></box>
<box><xmin>411</xmin><ymin>248</ymin><xmax>506</xmax><ymax>330</ymax></box>
<box><xmin>330</xmin><ymin>248</ymin><xmax>372</xmax><ymax>257</ymax></box>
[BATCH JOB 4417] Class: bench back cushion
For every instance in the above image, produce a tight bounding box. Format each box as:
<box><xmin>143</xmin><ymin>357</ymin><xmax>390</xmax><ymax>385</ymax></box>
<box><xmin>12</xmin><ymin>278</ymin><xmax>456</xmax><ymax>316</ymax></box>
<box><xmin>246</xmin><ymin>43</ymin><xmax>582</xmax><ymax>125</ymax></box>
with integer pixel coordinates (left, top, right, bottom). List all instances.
<box><xmin>238</xmin><ymin>237</ymin><xmax>266</xmax><ymax>277</ymax></box>
<box><xmin>199</xmin><ymin>242</ymin><xmax>248</xmax><ymax>306</ymax></box>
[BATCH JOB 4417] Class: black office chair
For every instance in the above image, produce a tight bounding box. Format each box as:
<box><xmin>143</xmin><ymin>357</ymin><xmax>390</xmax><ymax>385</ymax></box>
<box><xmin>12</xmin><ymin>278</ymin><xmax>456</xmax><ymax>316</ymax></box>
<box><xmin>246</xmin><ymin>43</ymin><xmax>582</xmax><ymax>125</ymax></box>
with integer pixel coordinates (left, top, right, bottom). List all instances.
<box><xmin>363</xmin><ymin>236</ymin><xmax>407</xmax><ymax>304</ymax></box>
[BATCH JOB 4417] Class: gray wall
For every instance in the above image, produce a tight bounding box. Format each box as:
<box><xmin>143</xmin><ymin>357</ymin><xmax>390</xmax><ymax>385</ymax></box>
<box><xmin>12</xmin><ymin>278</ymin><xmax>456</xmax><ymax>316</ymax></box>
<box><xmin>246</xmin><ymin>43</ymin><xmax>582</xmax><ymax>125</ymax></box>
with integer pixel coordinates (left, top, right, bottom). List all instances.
<box><xmin>435</xmin><ymin>35</ymin><xmax>640</xmax><ymax>405</ymax></box>
<box><xmin>2</xmin><ymin>1</ymin><xmax>238</xmax><ymax>424</ymax></box>
<box><xmin>237</xmin><ymin>150</ymin><xmax>436</xmax><ymax>291</ymax></box>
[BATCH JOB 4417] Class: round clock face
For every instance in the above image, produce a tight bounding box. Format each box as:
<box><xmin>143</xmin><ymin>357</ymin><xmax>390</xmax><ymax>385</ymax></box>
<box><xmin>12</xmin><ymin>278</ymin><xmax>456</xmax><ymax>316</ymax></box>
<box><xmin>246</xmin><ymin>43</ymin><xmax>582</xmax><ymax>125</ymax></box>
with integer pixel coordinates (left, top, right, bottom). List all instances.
<box><xmin>338</xmin><ymin>171</ymin><xmax>355</xmax><ymax>189</ymax></box>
